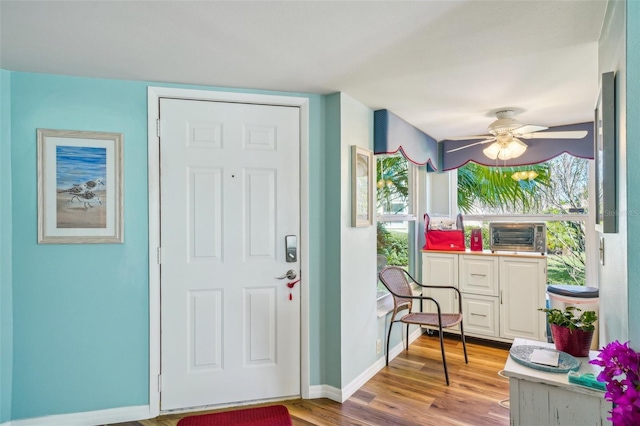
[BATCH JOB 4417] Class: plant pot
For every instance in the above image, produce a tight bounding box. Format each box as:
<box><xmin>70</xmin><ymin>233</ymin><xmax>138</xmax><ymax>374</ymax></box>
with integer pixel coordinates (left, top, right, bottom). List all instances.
<box><xmin>551</xmin><ymin>324</ymin><xmax>594</xmax><ymax>357</ymax></box>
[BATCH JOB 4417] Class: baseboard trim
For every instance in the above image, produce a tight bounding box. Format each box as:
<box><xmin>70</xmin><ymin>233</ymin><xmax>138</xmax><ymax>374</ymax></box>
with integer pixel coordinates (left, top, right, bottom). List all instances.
<box><xmin>9</xmin><ymin>405</ymin><xmax>149</xmax><ymax>426</ymax></box>
<box><xmin>308</xmin><ymin>384</ymin><xmax>342</xmax><ymax>402</ymax></box>
<box><xmin>339</xmin><ymin>357</ymin><xmax>386</xmax><ymax>402</ymax></box>
<box><xmin>307</xmin><ymin>327</ymin><xmax>424</xmax><ymax>404</ymax></box>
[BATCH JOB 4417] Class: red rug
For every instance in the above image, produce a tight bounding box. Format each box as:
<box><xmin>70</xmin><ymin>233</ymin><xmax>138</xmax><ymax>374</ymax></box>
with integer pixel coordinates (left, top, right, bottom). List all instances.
<box><xmin>176</xmin><ymin>405</ymin><xmax>292</xmax><ymax>426</ymax></box>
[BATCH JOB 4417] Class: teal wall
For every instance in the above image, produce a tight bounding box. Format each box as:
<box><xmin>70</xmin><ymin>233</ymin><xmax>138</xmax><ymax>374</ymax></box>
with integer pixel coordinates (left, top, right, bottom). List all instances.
<box><xmin>1</xmin><ymin>69</ymin><xmax>13</xmax><ymax>424</ymax></box>
<box><xmin>6</xmin><ymin>72</ymin><xmax>327</xmax><ymax>420</ymax></box>
<box><xmin>627</xmin><ymin>0</ymin><xmax>640</xmax><ymax>347</ymax></box>
<box><xmin>11</xmin><ymin>74</ymin><xmax>150</xmax><ymax>419</ymax></box>
<box><xmin>323</xmin><ymin>93</ymin><xmax>342</xmax><ymax>387</ymax></box>
<box><xmin>307</xmin><ymin>96</ymin><xmax>327</xmax><ymax>388</ymax></box>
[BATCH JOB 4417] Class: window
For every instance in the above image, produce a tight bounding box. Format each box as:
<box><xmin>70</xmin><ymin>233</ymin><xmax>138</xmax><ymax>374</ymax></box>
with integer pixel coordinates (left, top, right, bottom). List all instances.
<box><xmin>376</xmin><ymin>155</ymin><xmax>417</xmax><ymax>297</ymax></box>
<box><xmin>457</xmin><ymin>154</ymin><xmax>590</xmax><ymax>286</ymax></box>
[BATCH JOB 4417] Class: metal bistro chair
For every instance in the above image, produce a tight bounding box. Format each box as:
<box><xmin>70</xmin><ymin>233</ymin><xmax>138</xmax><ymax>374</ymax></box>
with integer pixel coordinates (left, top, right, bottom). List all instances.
<box><xmin>378</xmin><ymin>266</ymin><xmax>468</xmax><ymax>385</ymax></box>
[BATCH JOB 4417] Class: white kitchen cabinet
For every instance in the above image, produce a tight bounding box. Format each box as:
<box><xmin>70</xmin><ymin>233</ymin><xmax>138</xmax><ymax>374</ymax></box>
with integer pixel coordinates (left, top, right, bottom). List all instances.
<box><xmin>499</xmin><ymin>256</ymin><xmax>547</xmax><ymax>341</ymax></box>
<box><xmin>459</xmin><ymin>255</ymin><xmax>500</xmax><ymax>337</ymax></box>
<box><xmin>421</xmin><ymin>253</ymin><xmax>459</xmax><ymax>331</ymax></box>
<box><xmin>462</xmin><ymin>294</ymin><xmax>499</xmax><ymax>337</ymax></box>
<box><xmin>459</xmin><ymin>255</ymin><xmax>498</xmax><ymax>296</ymax></box>
<box><xmin>422</xmin><ymin>251</ymin><xmax>547</xmax><ymax>343</ymax></box>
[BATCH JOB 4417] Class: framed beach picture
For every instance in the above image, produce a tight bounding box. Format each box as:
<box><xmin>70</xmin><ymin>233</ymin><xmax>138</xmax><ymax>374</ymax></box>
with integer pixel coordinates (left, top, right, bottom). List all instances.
<box><xmin>351</xmin><ymin>145</ymin><xmax>374</xmax><ymax>227</ymax></box>
<box><xmin>37</xmin><ymin>129</ymin><xmax>124</xmax><ymax>243</ymax></box>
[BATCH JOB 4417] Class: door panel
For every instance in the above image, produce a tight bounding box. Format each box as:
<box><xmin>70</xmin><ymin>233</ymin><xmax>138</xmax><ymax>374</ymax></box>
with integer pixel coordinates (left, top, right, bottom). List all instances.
<box><xmin>244</xmin><ymin>169</ymin><xmax>276</xmax><ymax>258</ymax></box>
<box><xmin>190</xmin><ymin>289</ymin><xmax>223</xmax><ymax>370</ymax></box>
<box><xmin>160</xmin><ymin>98</ymin><xmax>300</xmax><ymax>410</ymax></box>
<box><xmin>191</xmin><ymin>168</ymin><xmax>222</xmax><ymax>260</ymax></box>
<box><xmin>245</xmin><ymin>288</ymin><xmax>277</xmax><ymax>364</ymax></box>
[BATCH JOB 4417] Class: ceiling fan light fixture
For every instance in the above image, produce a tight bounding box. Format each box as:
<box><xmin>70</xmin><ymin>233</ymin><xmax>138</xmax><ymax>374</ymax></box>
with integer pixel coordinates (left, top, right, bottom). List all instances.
<box><xmin>483</xmin><ymin>137</ymin><xmax>527</xmax><ymax>160</ymax></box>
<box><xmin>482</xmin><ymin>142</ymin><xmax>502</xmax><ymax>160</ymax></box>
<box><xmin>497</xmin><ymin>148</ymin><xmax>515</xmax><ymax>160</ymax></box>
<box><xmin>504</xmin><ymin>138</ymin><xmax>527</xmax><ymax>159</ymax></box>
<box><xmin>450</xmin><ymin>109</ymin><xmax>585</xmax><ymax>159</ymax></box>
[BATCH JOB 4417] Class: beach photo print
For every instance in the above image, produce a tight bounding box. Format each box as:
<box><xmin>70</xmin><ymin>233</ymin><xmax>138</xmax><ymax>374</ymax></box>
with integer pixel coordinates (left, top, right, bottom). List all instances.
<box><xmin>37</xmin><ymin>129</ymin><xmax>123</xmax><ymax>243</ymax></box>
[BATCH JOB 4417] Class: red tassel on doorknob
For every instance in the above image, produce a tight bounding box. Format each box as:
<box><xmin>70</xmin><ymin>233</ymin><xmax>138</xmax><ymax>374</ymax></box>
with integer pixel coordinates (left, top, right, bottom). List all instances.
<box><xmin>287</xmin><ymin>279</ymin><xmax>300</xmax><ymax>301</ymax></box>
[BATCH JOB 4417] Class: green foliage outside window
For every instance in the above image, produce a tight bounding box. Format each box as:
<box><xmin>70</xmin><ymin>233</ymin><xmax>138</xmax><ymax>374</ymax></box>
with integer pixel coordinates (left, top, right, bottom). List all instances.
<box><xmin>377</xmin><ymin>155</ymin><xmax>409</xmax><ymax>214</ymax></box>
<box><xmin>376</xmin><ymin>222</ymin><xmax>409</xmax><ymax>266</ymax></box>
<box><xmin>376</xmin><ymin>155</ymin><xmax>412</xmax><ymax>296</ymax></box>
<box><xmin>457</xmin><ymin>162</ymin><xmax>551</xmax><ymax>214</ymax></box>
<box><xmin>457</xmin><ymin>154</ymin><xmax>588</xmax><ymax>286</ymax></box>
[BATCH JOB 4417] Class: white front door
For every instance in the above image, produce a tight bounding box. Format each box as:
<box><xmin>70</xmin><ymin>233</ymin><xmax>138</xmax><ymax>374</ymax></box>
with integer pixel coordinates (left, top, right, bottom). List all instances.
<box><xmin>159</xmin><ymin>98</ymin><xmax>301</xmax><ymax>410</ymax></box>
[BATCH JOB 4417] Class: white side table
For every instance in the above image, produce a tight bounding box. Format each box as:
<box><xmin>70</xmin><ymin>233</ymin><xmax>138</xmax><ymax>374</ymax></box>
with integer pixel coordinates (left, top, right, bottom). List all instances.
<box><xmin>503</xmin><ymin>338</ymin><xmax>612</xmax><ymax>426</ymax></box>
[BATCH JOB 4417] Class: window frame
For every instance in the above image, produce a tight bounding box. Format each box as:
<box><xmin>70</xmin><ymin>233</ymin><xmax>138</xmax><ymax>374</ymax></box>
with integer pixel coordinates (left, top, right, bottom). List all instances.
<box><xmin>376</xmin><ymin>156</ymin><xmax>419</xmax><ymax>297</ymax></box>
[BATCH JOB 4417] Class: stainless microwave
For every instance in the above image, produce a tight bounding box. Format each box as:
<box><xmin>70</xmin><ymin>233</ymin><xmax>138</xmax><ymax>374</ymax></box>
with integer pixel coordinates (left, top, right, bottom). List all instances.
<box><xmin>489</xmin><ymin>222</ymin><xmax>546</xmax><ymax>254</ymax></box>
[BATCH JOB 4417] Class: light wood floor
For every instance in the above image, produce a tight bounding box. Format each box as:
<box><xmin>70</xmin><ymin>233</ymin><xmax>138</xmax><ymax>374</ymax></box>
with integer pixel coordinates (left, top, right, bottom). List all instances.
<box><xmin>106</xmin><ymin>333</ymin><xmax>511</xmax><ymax>426</ymax></box>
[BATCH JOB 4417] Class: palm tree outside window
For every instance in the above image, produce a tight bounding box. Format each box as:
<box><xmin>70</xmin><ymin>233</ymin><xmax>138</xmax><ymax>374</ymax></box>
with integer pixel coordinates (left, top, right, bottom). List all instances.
<box><xmin>457</xmin><ymin>153</ymin><xmax>590</xmax><ymax>286</ymax></box>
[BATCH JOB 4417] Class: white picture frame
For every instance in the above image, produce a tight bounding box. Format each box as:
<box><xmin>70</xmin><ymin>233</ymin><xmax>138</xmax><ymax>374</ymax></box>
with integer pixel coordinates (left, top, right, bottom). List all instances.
<box><xmin>594</xmin><ymin>71</ymin><xmax>617</xmax><ymax>234</ymax></box>
<box><xmin>37</xmin><ymin>128</ymin><xmax>124</xmax><ymax>244</ymax></box>
<box><xmin>351</xmin><ymin>145</ymin><xmax>374</xmax><ymax>227</ymax></box>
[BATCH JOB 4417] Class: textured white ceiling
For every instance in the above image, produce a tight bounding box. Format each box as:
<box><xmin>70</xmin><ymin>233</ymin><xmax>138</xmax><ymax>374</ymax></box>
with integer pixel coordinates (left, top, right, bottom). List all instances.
<box><xmin>0</xmin><ymin>0</ymin><xmax>607</xmax><ymax>141</ymax></box>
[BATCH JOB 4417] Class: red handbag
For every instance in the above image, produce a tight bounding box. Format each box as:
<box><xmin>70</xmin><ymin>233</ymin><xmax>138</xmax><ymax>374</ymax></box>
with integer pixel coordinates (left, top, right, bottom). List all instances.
<box><xmin>423</xmin><ymin>213</ymin><xmax>466</xmax><ymax>251</ymax></box>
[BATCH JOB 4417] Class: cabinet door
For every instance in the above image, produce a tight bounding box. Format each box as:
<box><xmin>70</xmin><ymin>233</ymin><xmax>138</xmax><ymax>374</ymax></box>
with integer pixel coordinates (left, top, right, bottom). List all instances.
<box><xmin>499</xmin><ymin>257</ymin><xmax>547</xmax><ymax>340</ymax></box>
<box><xmin>422</xmin><ymin>253</ymin><xmax>459</xmax><ymax>329</ymax></box>
<box><xmin>462</xmin><ymin>294</ymin><xmax>499</xmax><ymax>337</ymax></box>
<box><xmin>510</xmin><ymin>378</ymin><xmax>610</xmax><ymax>426</ymax></box>
<box><xmin>459</xmin><ymin>255</ymin><xmax>498</xmax><ymax>296</ymax></box>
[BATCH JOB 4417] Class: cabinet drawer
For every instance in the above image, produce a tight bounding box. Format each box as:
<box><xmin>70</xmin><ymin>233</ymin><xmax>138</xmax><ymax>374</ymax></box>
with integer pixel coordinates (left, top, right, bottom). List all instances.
<box><xmin>459</xmin><ymin>256</ymin><xmax>498</xmax><ymax>296</ymax></box>
<box><xmin>462</xmin><ymin>294</ymin><xmax>499</xmax><ymax>337</ymax></box>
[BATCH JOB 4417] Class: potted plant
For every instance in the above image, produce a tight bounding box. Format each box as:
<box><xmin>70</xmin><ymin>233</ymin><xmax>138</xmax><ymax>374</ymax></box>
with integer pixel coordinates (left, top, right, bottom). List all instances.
<box><xmin>538</xmin><ymin>306</ymin><xmax>598</xmax><ymax>357</ymax></box>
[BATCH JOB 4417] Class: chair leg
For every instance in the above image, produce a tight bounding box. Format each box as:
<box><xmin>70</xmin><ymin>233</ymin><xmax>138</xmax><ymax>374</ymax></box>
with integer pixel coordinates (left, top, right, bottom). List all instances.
<box><xmin>385</xmin><ymin>320</ymin><xmax>394</xmax><ymax>366</ymax></box>
<box><xmin>459</xmin><ymin>321</ymin><xmax>469</xmax><ymax>364</ymax></box>
<box><xmin>438</xmin><ymin>327</ymin><xmax>450</xmax><ymax>386</ymax></box>
<box><xmin>405</xmin><ymin>323</ymin><xmax>409</xmax><ymax>353</ymax></box>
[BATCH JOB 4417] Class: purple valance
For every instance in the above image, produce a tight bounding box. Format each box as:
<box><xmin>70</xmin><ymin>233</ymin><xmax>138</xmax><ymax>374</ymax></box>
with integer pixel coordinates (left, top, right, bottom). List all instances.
<box><xmin>374</xmin><ymin>109</ymin><xmax>438</xmax><ymax>171</ymax></box>
<box><xmin>441</xmin><ymin>122</ymin><xmax>594</xmax><ymax>171</ymax></box>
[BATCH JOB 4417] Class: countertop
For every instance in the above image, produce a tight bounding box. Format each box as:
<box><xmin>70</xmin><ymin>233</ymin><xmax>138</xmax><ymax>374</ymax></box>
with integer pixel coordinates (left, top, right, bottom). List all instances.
<box><xmin>421</xmin><ymin>249</ymin><xmax>546</xmax><ymax>259</ymax></box>
<box><xmin>503</xmin><ymin>338</ymin><xmax>606</xmax><ymax>398</ymax></box>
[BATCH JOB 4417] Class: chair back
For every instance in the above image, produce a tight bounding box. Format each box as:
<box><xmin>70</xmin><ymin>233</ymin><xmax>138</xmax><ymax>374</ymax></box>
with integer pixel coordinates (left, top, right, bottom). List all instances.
<box><xmin>378</xmin><ymin>266</ymin><xmax>414</xmax><ymax>315</ymax></box>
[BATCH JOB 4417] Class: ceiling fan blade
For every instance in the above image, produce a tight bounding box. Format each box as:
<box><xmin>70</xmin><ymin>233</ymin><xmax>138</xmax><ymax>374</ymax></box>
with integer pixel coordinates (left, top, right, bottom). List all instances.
<box><xmin>521</xmin><ymin>130</ymin><xmax>588</xmax><ymax>140</ymax></box>
<box><xmin>445</xmin><ymin>135</ymin><xmax>493</xmax><ymax>141</ymax></box>
<box><xmin>447</xmin><ymin>138</ymin><xmax>496</xmax><ymax>153</ymax></box>
<box><xmin>513</xmin><ymin>124</ymin><xmax>548</xmax><ymax>134</ymax></box>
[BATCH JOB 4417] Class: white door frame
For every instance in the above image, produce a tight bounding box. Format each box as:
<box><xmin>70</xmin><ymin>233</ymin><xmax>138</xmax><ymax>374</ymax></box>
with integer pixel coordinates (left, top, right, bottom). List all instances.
<box><xmin>147</xmin><ymin>86</ymin><xmax>311</xmax><ymax>416</ymax></box>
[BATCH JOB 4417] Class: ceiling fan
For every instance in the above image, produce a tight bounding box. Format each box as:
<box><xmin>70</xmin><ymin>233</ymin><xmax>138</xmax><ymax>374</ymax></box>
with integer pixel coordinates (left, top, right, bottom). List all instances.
<box><xmin>446</xmin><ymin>110</ymin><xmax>588</xmax><ymax>160</ymax></box>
